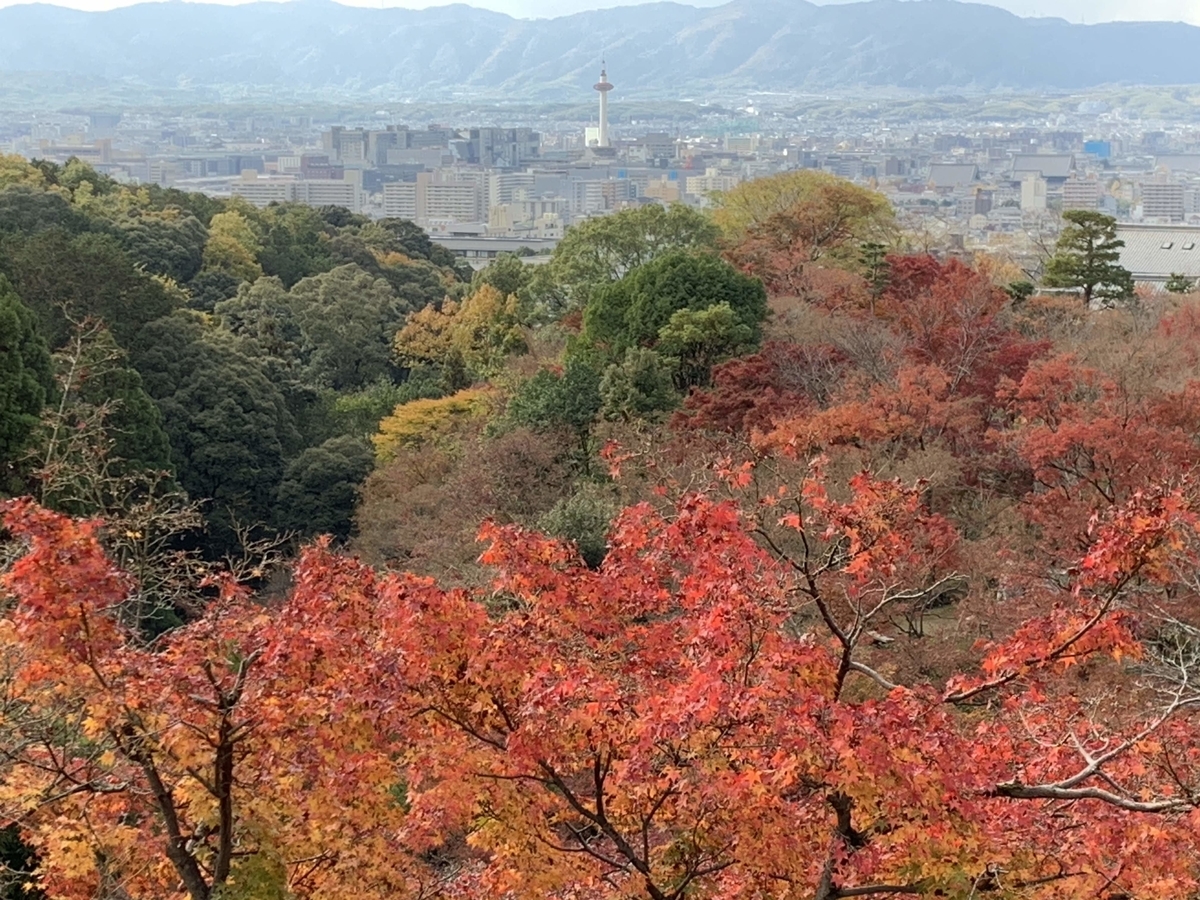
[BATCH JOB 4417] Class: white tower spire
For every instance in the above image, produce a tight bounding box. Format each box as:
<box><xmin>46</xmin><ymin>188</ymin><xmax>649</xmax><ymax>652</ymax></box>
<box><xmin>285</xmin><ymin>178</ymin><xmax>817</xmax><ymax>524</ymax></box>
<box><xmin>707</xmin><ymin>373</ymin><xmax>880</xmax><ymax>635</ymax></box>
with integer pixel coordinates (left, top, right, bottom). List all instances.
<box><xmin>593</xmin><ymin>62</ymin><xmax>613</xmax><ymax>148</ymax></box>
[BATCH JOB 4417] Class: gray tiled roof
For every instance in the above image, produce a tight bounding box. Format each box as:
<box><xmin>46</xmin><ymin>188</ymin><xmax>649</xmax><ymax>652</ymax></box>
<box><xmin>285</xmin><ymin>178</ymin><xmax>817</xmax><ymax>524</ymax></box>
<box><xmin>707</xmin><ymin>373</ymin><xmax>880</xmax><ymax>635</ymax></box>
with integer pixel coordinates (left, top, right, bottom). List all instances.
<box><xmin>1116</xmin><ymin>224</ymin><xmax>1200</xmax><ymax>280</ymax></box>
<box><xmin>928</xmin><ymin>163</ymin><xmax>979</xmax><ymax>188</ymax></box>
<box><xmin>1011</xmin><ymin>154</ymin><xmax>1076</xmax><ymax>179</ymax></box>
<box><xmin>1155</xmin><ymin>155</ymin><xmax>1200</xmax><ymax>173</ymax></box>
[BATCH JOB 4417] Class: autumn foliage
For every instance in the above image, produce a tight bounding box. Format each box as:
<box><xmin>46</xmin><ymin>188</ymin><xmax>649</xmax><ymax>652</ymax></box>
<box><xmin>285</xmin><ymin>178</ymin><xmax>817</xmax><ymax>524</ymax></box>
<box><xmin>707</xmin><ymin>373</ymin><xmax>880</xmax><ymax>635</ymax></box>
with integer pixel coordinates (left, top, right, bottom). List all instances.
<box><xmin>10</xmin><ymin>168</ymin><xmax>1200</xmax><ymax>900</ymax></box>
<box><xmin>7</xmin><ymin>434</ymin><xmax>1200</xmax><ymax>899</ymax></box>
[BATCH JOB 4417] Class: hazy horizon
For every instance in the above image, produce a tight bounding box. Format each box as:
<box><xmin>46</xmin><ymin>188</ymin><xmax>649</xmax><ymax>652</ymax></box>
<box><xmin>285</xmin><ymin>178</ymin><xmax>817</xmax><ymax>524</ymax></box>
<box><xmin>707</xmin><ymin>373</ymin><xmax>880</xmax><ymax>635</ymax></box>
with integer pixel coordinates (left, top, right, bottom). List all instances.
<box><xmin>0</xmin><ymin>0</ymin><xmax>1197</xmax><ymax>26</ymax></box>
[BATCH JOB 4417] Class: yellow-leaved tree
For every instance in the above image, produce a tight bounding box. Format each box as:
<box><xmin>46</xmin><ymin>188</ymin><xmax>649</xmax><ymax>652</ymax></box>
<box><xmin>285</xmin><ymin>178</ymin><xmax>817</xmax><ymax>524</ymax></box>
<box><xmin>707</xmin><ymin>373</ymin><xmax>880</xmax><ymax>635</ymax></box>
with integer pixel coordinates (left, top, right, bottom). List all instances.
<box><xmin>0</xmin><ymin>153</ymin><xmax>47</xmax><ymax>189</ymax></box>
<box><xmin>372</xmin><ymin>388</ymin><xmax>493</xmax><ymax>462</ymax></box>
<box><xmin>202</xmin><ymin>209</ymin><xmax>263</xmax><ymax>282</ymax></box>
<box><xmin>393</xmin><ymin>284</ymin><xmax>526</xmax><ymax>382</ymax></box>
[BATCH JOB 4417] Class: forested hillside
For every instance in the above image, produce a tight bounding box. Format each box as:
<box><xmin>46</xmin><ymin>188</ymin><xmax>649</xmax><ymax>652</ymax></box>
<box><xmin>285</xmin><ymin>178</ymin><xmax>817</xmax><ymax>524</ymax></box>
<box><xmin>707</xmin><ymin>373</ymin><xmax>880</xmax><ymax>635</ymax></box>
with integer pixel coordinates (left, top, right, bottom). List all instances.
<box><xmin>4</xmin><ymin>156</ymin><xmax>1200</xmax><ymax>900</ymax></box>
<box><xmin>2</xmin><ymin>0</ymin><xmax>1200</xmax><ymax>96</ymax></box>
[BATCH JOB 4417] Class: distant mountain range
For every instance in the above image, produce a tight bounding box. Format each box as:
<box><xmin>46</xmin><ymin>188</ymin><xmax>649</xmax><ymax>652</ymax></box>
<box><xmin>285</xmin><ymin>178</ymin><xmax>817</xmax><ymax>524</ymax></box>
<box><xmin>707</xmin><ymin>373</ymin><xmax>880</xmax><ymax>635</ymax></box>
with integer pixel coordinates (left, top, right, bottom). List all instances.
<box><xmin>1</xmin><ymin>0</ymin><xmax>1199</xmax><ymax>99</ymax></box>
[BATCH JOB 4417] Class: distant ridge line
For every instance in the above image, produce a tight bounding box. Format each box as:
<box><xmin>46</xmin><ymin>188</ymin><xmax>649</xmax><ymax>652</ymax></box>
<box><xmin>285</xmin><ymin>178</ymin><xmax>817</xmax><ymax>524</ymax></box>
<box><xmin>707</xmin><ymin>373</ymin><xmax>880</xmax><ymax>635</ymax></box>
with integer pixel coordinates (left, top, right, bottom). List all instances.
<box><xmin>1</xmin><ymin>0</ymin><xmax>1198</xmax><ymax>98</ymax></box>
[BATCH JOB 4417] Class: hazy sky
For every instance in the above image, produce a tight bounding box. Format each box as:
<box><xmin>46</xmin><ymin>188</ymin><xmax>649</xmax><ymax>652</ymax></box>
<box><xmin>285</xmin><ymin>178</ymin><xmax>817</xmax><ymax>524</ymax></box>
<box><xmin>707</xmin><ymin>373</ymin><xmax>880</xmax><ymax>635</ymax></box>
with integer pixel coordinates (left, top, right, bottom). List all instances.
<box><xmin>0</xmin><ymin>0</ymin><xmax>1196</xmax><ymax>26</ymax></box>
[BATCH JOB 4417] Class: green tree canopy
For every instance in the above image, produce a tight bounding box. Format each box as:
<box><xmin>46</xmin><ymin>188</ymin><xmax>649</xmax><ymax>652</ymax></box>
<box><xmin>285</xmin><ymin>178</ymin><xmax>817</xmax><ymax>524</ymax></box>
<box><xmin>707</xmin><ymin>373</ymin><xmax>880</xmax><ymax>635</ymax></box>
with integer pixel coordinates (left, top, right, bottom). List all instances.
<box><xmin>144</xmin><ymin>184</ymin><xmax>225</xmax><ymax>225</ymax></box>
<box><xmin>257</xmin><ymin>203</ymin><xmax>334</xmax><ymax>288</ymax></box>
<box><xmin>215</xmin><ymin>276</ymin><xmax>303</xmax><ymax>371</ymax></box>
<box><xmin>0</xmin><ymin>185</ymin><xmax>94</xmax><ymax>237</ymax></box>
<box><xmin>71</xmin><ymin>327</ymin><xmax>173</xmax><ymax>475</ymax></box>
<box><xmin>58</xmin><ymin>157</ymin><xmax>119</xmax><ymax>199</ymax></box>
<box><xmin>186</xmin><ymin>270</ymin><xmax>242</xmax><ymax>312</ymax></box>
<box><xmin>582</xmin><ymin>250</ymin><xmax>767</xmax><ymax>357</ymax></box>
<box><xmin>131</xmin><ymin>312</ymin><xmax>298</xmax><ymax>552</ymax></box>
<box><xmin>374</xmin><ymin>217</ymin><xmax>459</xmax><ymax>268</ymax></box>
<box><xmin>289</xmin><ymin>264</ymin><xmax>408</xmax><ymax>391</ymax></box>
<box><xmin>116</xmin><ymin>211</ymin><xmax>208</xmax><ymax>284</ymax></box>
<box><xmin>526</xmin><ymin>204</ymin><xmax>720</xmax><ymax>318</ymax></box>
<box><xmin>537</xmin><ymin>482</ymin><xmax>618</xmax><ymax>569</ymax></box>
<box><xmin>275</xmin><ymin>435</ymin><xmax>374</xmax><ymax>542</ymax></box>
<box><xmin>508</xmin><ymin>357</ymin><xmax>603</xmax><ymax>467</ymax></box>
<box><xmin>219</xmin><ymin>265</ymin><xmax>408</xmax><ymax>392</ymax></box>
<box><xmin>656</xmin><ymin>302</ymin><xmax>755</xmax><ymax>389</ymax></box>
<box><xmin>324</xmin><ymin>229</ymin><xmax>454</xmax><ymax>311</ymax></box>
<box><xmin>0</xmin><ymin>276</ymin><xmax>53</xmax><ymax>482</ymax></box>
<box><xmin>1043</xmin><ymin>210</ymin><xmax>1135</xmax><ymax>306</ymax></box>
<box><xmin>599</xmin><ymin>347</ymin><xmax>679</xmax><ymax>422</ymax></box>
<box><xmin>471</xmin><ymin>253</ymin><xmax>534</xmax><ymax>299</ymax></box>
<box><xmin>0</xmin><ymin>228</ymin><xmax>179</xmax><ymax>350</ymax></box>
<box><xmin>1165</xmin><ymin>272</ymin><xmax>1197</xmax><ymax>294</ymax></box>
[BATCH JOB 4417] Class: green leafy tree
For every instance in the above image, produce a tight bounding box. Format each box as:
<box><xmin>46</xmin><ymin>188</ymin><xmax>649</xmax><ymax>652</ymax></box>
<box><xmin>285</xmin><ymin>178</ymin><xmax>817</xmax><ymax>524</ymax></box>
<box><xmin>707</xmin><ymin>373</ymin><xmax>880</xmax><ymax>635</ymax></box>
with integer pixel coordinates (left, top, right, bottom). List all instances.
<box><xmin>656</xmin><ymin>302</ymin><xmax>755</xmax><ymax>389</ymax></box>
<box><xmin>186</xmin><ymin>270</ymin><xmax>242</xmax><ymax>312</ymax></box>
<box><xmin>582</xmin><ymin>250</ymin><xmax>767</xmax><ymax>357</ymax></box>
<box><xmin>860</xmin><ymin>240</ymin><xmax>891</xmax><ymax>300</ymax></box>
<box><xmin>471</xmin><ymin>253</ymin><xmax>534</xmax><ymax>299</ymax></box>
<box><xmin>275</xmin><ymin>435</ymin><xmax>373</xmax><ymax>541</ymax></box>
<box><xmin>288</xmin><ymin>265</ymin><xmax>407</xmax><ymax>391</ymax></box>
<box><xmin>67</xmin><ymin>326</ymin><xmax>173</xmax><ymax>476</ymax></box>
<box><xmin>527</xmin><ymin>204</ymin><xmax>720</xmax><ymax>318</ymax></box>
<box><xmin>144</xmin><ymin>184</ymin><xmax>227</xmax><ymax>225</ymax></box>
<box><xmin>215</xmin><ymin>276</ymin><xmax>303</xmax><ymax>370</ymax></box>
<box><xmin>0</xmin><ymin>277</ymin><xmax>53</xmax><ymax>486</ymax></box>
<box><xmin>508</xmin><ymin>357</ymin><xmax>603</xmax><ymax>468</ymax></box>
<box><xmin>318</xmin><ymin>206</ymin><xmax>369</xmax><ymax>229</ymax></box>
<box><xmin>0</xmin><ymin>185</ymin><xmax>93</xmax><ymax>236</ymax></box>
<box><xmin>599</xmin><ymin>347</ymin><xmax>678</xmax><ymax>422</ymax></box>
<box><xmin>1043</xmin><ymin>210</ymin><xmax>1135</xmax><ymax>306</ymax></box>
<box><xmin>1005</xmin><ymin>280</ymin><xmax>1036</xmax><ymax>303</ymax></box>
<box><xmin>58</xmin><ymin>157</ymin><xmax>118</xmax><ymax>199</ymax></box>
<box><xmin>1</xmin><ymin>229</ymin><xmax>179</xmax><ymax>350</ymax></box>
<box><xmin>1165</xmin><ymin>272</ymin><xmax>1197</xmax><ymax>294</ymax></box>
<box><xmin>309</xmin><ymin>375</ymin><xmax>445</xmax><ymax>445</ymax></box>
<box><xmin>257</xmin><ymin>203</ymin><xmax>334</xmax><ymax>288</ymax></box>
<box><xmin>116</xmin><ymin>212</ymin><xmax>208</xmax><ymax>284</ymax></box>
<box><xmin>220</xmin><ymin>266</ymin><xmax>408</xmax><ymax>392</ymax></box>
<box><xmin>537</xmin><ymin>482</ymin><xmax>618</xmax><ymax>568</ymax></box>
<box><xmin>375</xmin><ymin>217</ymin><xmax>459</xmax><ymax>268</ymax></box>
<box><xmin>325</xmin><ymin>230</ymin><xmax>453</xmax><ymax>313</ymax></box>
<box><xmin>131</xmin><ymin>312</ymin><xmax>298</xmax><ymax>552</ymax></box>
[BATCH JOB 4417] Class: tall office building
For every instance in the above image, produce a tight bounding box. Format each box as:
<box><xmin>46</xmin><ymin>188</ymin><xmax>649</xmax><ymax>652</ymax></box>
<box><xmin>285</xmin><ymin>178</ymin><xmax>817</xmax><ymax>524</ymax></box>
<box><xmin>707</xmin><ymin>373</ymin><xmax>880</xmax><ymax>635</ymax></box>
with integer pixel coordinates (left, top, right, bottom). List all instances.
<box><xmin>469</xmin><ymin>128</ymin><xmax>541</xmax><ymax>168</ymax></box>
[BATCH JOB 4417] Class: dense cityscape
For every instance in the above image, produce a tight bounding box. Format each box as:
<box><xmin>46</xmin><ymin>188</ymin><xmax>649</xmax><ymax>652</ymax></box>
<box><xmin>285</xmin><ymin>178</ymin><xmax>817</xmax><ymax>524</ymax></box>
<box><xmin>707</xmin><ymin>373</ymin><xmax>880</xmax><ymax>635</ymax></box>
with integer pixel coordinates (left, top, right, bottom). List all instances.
<box><xmin>5</xmin><ymin>73</ymin><xmax>1200</xmax><ymax>284</ymax></box>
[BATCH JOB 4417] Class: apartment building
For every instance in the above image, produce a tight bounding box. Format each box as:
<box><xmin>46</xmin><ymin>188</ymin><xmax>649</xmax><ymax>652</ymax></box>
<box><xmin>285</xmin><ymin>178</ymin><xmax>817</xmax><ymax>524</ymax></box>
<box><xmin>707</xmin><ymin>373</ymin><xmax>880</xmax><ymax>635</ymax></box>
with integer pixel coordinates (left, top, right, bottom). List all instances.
<box><xmin>685</xmin><ymin>167</ymin><xmax>739</xmax><ymax>197</ymax></box>
<box><xmin>231</xmin><ymin>176</ymin><xmax>294</xmax><ymax>206</ymax></box>
<box><xmin>232</xmin><ymin>172</ymin><xmax>362</xmax><ymax>213</ymax></box>
<box><xmin>1141</xmin><ymin>181</ymin><xmax>1185</xmax><ymax>222</ymax></box>
<box><xmin>488</xmin><ymin>172</ymin><xmax>536</xmax><ymax>208</ymax></box>
<box><xmin>382</xmin><ymin>182</ymin><xmax>418</xmax><ymax>220</ymax></box>
<box><xmin>382</xmin><ymin>171</ymin><xmax>485</xmax><ymax>225</ymax></box>
<box><xmin>294</xmin><ymin>179</ymin><xmax>359</xmax><ymax>212</ymax></box>
<box><xmin>1062</xmin><ymin>175</ymin><xmax>1101</xmax><ymax>211</ymax></box>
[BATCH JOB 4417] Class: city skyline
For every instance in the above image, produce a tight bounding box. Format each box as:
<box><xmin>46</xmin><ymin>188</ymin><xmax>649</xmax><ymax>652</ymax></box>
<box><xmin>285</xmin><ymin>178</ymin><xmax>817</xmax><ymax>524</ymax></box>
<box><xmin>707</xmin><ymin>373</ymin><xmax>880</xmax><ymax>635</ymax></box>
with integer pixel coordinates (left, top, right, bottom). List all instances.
<box><xmin>0</xmin><ymin>0</ymin><xmax>1197</xmax><ymax>26</ymax></box>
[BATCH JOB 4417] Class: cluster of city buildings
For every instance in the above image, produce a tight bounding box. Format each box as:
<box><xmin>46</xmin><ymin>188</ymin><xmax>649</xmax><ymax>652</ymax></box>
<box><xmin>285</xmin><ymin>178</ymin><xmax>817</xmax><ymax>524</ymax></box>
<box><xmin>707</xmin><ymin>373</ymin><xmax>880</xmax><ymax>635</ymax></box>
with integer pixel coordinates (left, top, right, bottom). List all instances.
<box><xmin>5</xmin><ymin>79</ymin><xmax>1200</xmax><ymax>283</ymax></box>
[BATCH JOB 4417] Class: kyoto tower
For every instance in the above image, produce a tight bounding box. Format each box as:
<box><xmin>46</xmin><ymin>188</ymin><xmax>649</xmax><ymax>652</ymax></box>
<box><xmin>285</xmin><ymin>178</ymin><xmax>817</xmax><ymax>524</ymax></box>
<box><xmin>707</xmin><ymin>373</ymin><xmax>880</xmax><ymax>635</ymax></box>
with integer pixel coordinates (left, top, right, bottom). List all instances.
<box><xmin>593</xmin><ymin>63</ymin><xmax>613</xmax><ymax>148</ymax></box>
